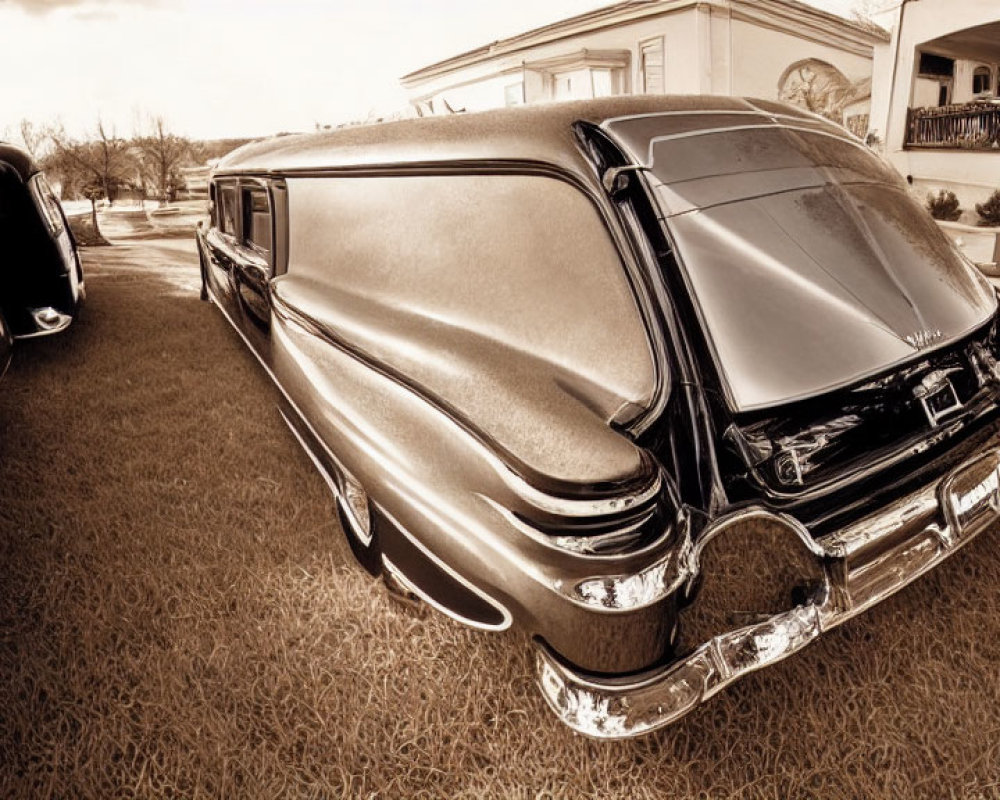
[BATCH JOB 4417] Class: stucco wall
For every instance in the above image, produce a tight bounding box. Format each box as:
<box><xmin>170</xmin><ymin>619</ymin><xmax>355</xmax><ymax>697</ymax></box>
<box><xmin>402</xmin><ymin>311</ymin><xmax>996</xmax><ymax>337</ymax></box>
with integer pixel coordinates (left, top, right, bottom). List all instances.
<box><xmin>876</xmin><ymin>0</ymin><xmax>1000</xmax><ymax>157</ymax></box>
<box><xmin>728</xmin><ymin>16</ymin><xmax>873</xmax><ymax>99</ymax></box>
<box><xmin>912</xmin><ymin>76</ymin><xmax>944</xmax><ymax>108</ymax></box>
<box><xmin>907</xmin><ymin>150</ymin><xmax>1000</xmax><ymax>211</ymax></box>
<box><xmin>952</xmin><ymin>59</ymin><xmax>998</xmax><ymax>104</ymax></box>
<box><xmin>868</xmin><ymin>38</ymin><xmax>893</xmax><ymax>143</ymax></box>
<box><xmin>868</xmin><ymin>0</ymin><xmax>1000</xmax><ymax>211</ymax></box>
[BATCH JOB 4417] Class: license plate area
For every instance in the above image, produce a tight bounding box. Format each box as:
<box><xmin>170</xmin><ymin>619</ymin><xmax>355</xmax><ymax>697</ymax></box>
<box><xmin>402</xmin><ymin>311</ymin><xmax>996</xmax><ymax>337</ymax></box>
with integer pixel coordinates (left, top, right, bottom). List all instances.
<box><xmin>942</xmin><ymin>450</ymin><xmax>1000</xmax><ymax>535</ymax></box>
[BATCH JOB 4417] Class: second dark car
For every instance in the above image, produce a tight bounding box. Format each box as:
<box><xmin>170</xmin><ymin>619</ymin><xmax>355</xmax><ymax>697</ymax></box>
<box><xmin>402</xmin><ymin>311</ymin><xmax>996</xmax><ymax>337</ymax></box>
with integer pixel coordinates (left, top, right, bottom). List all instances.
<box><xmin>0</xmin><ymin>142</ymin><xmax>84</xmax><ymax>344</ymax></box>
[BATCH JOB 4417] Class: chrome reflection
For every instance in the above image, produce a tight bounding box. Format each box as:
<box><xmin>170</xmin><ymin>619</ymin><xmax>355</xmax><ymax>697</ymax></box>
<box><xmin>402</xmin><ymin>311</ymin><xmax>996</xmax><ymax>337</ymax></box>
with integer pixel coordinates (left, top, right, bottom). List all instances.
<box><xmin>15</xmin><ymin>306</ymin><xmax>73</xmax><ymax>339</ymax></box>
<box><xmin>341</xmin><ymin>471</ymin><xmax>373</xmax><ymax>546</ymax></box>
<box><xmin>537</xmin><ymin>448</ymin><xmax>1000</xmax><ymax>738</ymax></box>
<box><xmin>482</xmin><ymin>495</ymin><xmax>675</xmax><ymax>559</ymax></box>
<box><xmin>537</xmin><ymin>597</ymin><xmax>825</xmax><ymax>739</ymax></box>
<box><xmin>497</xmin><ymin>466</ymin><xmax>663</xmax><ymax>519</ymax></box>
<box><xmin>570</xmin><ymin>550</ymin><xmax>686</xmax><ymax>611</ymax></box>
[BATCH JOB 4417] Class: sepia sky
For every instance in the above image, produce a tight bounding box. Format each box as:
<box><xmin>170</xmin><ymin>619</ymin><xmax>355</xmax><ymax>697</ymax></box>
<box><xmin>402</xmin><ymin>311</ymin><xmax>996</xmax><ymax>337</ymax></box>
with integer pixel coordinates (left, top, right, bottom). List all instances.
<box><xmin>1</xmin><ymin>0</ymin><xmax>869</xmax><ymax>142</ymax></box>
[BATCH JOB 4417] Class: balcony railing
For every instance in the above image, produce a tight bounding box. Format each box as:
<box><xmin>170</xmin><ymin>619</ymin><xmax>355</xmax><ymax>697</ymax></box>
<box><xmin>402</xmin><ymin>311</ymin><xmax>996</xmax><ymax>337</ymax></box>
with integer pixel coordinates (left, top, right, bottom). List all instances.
<box><xmin>906</xmin><ymin>102</ymin><xmax>1000</xmax><ymax>149</ymax></box>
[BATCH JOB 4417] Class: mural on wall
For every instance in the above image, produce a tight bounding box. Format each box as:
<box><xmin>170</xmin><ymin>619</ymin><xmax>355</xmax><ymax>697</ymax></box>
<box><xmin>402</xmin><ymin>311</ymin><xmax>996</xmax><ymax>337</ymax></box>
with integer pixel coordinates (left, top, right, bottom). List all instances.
<box><xmin>778</xmin><ymin>58</ymin><xmax>868</xmax><ymax>123</ymax></box>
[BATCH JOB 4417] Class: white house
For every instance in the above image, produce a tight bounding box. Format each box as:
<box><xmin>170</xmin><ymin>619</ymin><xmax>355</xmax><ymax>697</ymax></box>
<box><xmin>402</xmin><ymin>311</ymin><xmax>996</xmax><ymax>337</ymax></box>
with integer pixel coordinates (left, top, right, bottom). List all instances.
<box><xmin>869</xmin><ymin>0</ymin><xmax>1000</xmax><ymax>209</ymax></box>
<box><xmin>400</xmin><ymin>0</ymin><xmax>887</xmax><ymax>131</ymax></box>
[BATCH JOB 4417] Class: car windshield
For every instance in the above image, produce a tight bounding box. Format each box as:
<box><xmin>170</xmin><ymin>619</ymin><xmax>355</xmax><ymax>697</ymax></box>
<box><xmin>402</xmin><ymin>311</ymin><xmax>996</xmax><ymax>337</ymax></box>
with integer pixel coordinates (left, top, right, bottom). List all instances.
<box><xmin>603</xmin><ymin>113</ymin><xmax>997</xmax><ymax>412</ymax></box>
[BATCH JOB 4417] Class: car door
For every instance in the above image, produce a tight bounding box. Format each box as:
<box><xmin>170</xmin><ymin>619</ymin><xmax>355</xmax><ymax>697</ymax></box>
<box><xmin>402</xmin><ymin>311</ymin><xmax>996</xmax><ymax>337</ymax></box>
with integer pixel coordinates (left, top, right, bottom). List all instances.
<box><xmin>203</xmin><ymin>179</ymin><xmax>242</xmax><ymax>320</ymax></box>
<box><xmin>231</xmin><ymin>179</ymin><xmax>274</xmax><ymax>356</ymax></box>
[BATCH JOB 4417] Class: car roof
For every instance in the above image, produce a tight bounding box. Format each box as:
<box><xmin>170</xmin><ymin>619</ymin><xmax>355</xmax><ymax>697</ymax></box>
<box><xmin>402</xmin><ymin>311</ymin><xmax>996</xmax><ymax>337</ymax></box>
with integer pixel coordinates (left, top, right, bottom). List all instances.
<box><xmin>214</xmin><ymin>95</ymin><xmax>845</xmax><ymax>180</ymax></box>
<box><xmin>0</xmin><ymin>143</ymin><xmax>38</xmax><ymax>182</ymax></box>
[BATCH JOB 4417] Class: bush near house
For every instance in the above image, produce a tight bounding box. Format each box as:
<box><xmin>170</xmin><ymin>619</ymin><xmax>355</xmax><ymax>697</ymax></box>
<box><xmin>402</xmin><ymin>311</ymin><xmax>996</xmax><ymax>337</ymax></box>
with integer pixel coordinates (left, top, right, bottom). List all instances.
<box><xmin>926</xmin><ymin>189</ymin><xmax>963</xmax><ymax>221</ymax></box>
<box><xmin>975</xmin><ymin>190</ymin><xmax>1000</xmax><ymax>227</ymax></box>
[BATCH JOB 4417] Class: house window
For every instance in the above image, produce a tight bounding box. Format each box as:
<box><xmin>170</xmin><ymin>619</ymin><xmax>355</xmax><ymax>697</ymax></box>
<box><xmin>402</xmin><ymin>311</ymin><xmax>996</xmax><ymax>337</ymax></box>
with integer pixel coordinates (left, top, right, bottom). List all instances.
<box><xmin>241</xmin><ymin>186</ymin><xmax>271</xmax><ymax>254</ymax></box>
<box><xmin>640</xmin><ymin>37</ymin><xmax>664</xmax><ymax>94</ymax></box>
<box><xmin>592</xmin><ymin>69</ymin><xmax>613</xmax><ymax>98</ymax></box>
<box><xmin>918</xmin><ymin>52</ymin><xmax>954</xmax><ymax>78</ymax></box>
<box><xmin>504</xmin><ymin>82</ymin><xmax>524</xmax><ymax>106</ymax></box>
<box><xmin>553</xmin><ymin>72</ymin><xmax>575</xmax><ymax>100</ymax></box>
<box><xmin>973</xmin><ymin>66</ymin><xmax>992</xmax><ymax>95</ymax></box>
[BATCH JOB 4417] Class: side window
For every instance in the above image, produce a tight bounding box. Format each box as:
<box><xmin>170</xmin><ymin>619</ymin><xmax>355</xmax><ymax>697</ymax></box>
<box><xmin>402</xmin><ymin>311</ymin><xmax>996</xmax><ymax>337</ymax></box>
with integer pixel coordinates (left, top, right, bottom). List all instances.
<box><xmin>209</xmin><ymin>183</ymin><xmax>217</xmax><ymax>227</ymax></box>
<box><xmin>218</xmin><ymin>183</ymin><xmax>237</xmax><ymax>236</ymax></box>
<box><xmin>241</xmin><ymin>186</ymin><xmax>271</xmax><ymax>254</ymax></box>
<box><xmin>973</xmin><ymin>66</ymin><xmax>992</xmax><ymax>95</ymax></box>
<box><xmin>640</xmin><ymin>37</ymin><xmax>664</xmax><ymax>94</ymax></box>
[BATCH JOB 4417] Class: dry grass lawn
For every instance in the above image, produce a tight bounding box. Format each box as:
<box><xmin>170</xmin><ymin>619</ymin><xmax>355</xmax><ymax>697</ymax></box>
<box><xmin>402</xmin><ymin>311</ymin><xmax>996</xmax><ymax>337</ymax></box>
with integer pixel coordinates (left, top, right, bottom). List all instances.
<box><xmin>1</xmin><ymin>240</ymin><xmax>1000</xmax><ymax>798</ymax></box>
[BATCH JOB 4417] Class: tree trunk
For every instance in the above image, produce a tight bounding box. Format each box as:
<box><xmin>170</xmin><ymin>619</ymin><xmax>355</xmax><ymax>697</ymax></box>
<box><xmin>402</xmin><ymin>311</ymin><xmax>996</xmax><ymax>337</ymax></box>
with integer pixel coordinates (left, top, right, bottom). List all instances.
<box><xmin>90</xmin><ymin>196</ymin><xmax>101</xmax><ymax>239</ymax></box>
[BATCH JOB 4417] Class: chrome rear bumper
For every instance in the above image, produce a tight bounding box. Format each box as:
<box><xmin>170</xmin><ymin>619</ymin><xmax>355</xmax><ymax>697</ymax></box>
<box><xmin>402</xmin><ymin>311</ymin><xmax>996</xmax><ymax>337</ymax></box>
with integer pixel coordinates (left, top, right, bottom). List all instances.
<box><xmin>536</xmin><ymin>448</ymin><xmax>1000</xmax><ymax>739</ymax></box>
<box><xmin>14</xmin><ymin>306</ymin><xmax>74</xmax><ymax>339</ymax></box>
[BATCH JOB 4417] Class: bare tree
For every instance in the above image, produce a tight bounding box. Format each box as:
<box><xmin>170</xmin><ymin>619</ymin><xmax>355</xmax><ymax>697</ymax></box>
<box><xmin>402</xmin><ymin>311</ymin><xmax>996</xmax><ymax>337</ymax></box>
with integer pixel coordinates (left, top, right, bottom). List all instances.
<box><xmin>134</xmin><ymin>117</ymin><xmax>192</xmax><ymax>204</ymax></box>
<box><xmin>44</xmin><ymin>118</ymin><xmax>135</xmax><ymax>234</ymax></box>
<box><xmin>17</xmin><ymin>120</ymin><xmax>45</xmax><ymax>159</ymax></box>
<box><xmin>47</xmin><ymin>119</ymin><xmax>133</xmax><ymax>203</ymax></box>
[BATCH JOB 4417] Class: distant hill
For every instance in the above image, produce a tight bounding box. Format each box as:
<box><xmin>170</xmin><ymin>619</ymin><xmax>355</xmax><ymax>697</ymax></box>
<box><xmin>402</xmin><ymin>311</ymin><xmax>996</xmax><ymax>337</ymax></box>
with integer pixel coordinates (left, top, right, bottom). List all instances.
<box><xmin>194</xmin><ymin>138</ymin><xmax>258</xmax><ymax>162</ymax></box>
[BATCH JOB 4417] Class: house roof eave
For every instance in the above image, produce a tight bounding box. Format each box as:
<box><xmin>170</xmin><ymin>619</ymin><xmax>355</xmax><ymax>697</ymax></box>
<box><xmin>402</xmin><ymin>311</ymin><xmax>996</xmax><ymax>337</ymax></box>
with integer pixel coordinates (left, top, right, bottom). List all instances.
<box><xmin>400</xmin><ymin>0</ymin><xmax>890</xmax><ymax>88</ymax></box>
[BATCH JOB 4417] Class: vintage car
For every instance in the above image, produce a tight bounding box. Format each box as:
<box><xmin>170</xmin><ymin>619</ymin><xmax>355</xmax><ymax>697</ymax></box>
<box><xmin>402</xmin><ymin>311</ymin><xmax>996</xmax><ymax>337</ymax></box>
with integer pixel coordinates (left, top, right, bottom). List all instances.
<box><xmin>197</xmin><ymin>96</ymin><xmax>1000</xmax><ymax>738</ymax></box>
<box><xmin>0</xmin><ymin>143</ymin><xmax>85</xmax><ymax>340</ymax></box>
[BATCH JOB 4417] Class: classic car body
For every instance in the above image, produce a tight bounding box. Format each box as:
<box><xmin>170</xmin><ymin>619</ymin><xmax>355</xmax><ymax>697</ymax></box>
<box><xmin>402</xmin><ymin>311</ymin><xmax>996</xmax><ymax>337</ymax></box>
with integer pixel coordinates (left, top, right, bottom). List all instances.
<box><xmin>0</xmin><ymin>143</ymin><xmax>85</xmax><ymax>340</ymax></box>
<box><xmin>197</xmin><ymin>96</ymin><xmax>1000</xmax><ymax>738</ymax></box>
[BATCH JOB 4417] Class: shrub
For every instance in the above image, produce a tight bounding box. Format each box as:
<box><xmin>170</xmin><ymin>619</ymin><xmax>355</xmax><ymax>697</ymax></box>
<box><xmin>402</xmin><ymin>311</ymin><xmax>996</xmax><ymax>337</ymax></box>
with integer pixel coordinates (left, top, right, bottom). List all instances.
<box><xmin>926</xmin><ymin>189</ymin><xmax>962</xmax><ymax>221</ymax></box>
<box><xmin>975</xmin><ymin>189</ymin><xmax>1000</xmax><ymax>227</ymax></box>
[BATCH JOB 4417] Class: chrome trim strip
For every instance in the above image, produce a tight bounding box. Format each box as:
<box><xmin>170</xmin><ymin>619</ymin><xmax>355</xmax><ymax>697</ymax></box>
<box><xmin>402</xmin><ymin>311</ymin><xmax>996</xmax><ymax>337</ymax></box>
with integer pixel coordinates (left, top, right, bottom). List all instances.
<box><xmin>601</xmin><ymin>109</ymin><xmax>834</xmax><ymax>126</ymax></box>
<box><xmin>206</xmin><ymin>282</ymin><xmax>345</xmax><ymax>472</ymax></box>
<box><xmin>480</xmin><ymin>495</ymin><xmax>671</xmax><ymax>561</ymax></box>
<box><xmin>379</xmin><ymin>503</ymin><xmax>513</xmax><ymax>634</ymax></box>
<box><xmin>382</xmin><ymin>555</ymin><xmax>510</xmax><ymax>631</ymax></box>
<box><xmin>381</xmin><ymin>556</ymin><xmax>511</xmax><ymax>632</ymax></box>
<box><xmin>277</xmin><ymin>406</ymin><xmax>373</xmax><ymax>548</ymax></box>
<box><xmin>206</xmin><ymin>282</ymin><xmax>391</xmax><ymax>545</ymax></box>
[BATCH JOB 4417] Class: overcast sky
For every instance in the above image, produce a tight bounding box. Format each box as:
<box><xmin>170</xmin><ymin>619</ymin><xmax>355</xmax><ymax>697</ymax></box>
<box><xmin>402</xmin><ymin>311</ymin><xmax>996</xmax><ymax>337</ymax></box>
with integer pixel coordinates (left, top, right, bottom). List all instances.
<box><xmin>0</xmin><ymin>0</ymin><xmax>869</xmax><ymax>142</ymax></box>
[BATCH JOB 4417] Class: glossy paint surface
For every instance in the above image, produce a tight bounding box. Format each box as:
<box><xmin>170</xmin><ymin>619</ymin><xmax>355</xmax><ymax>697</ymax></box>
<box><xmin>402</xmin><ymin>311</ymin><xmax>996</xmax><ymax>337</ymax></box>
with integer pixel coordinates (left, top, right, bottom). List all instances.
<box><xmin>200</xmin><ymin>96</ymin><xmax>1000</xmax><ymax>732</ymax></box>
<box><xmin>280</xmin><ymin>172</ymin><xmax>655</xmax><ymax>487</ymax></box>
<box><xmin>603</xmin><ymin>112</ymin><xmax>997</xmax><ymax>411</ymax></box>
